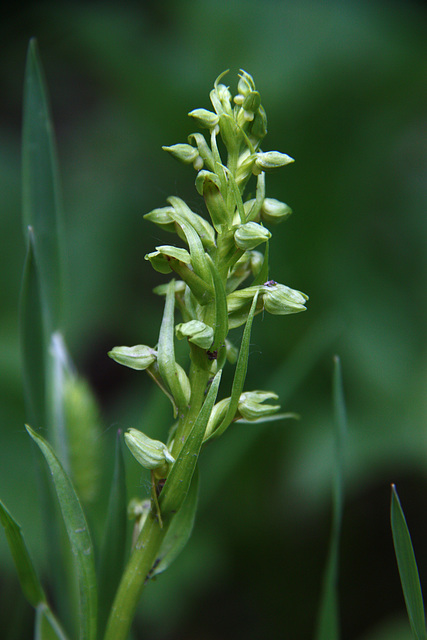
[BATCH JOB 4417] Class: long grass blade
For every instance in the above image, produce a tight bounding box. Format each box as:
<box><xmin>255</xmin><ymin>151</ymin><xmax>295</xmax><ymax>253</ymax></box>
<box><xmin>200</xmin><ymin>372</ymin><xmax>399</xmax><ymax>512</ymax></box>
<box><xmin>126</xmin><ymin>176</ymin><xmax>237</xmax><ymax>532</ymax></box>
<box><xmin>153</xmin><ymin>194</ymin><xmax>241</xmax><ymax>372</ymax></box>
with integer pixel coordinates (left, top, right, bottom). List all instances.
<box><xmin>391</xmin><ymin>485</ymin><xmax>427</xmax><ymax>640</ymax></box>
<box><xmin>22</xmin><ymin>38</ymin><xmax>64</xmax><ymax>333</ymax></box>
<box><xmin>315</xmin><ymin>355</ymin><xmax>347</xmax><ymax>640</ymax></box>
<box><xmin>0</xmin><ymin>499</ymin><xmax>46</xmax><ymax>608</ymax></box>
<box><xmin>26</xmin><ymin>425</ymin><xmax>98</xmax><ymax>640</ymax></box>
<box><xmin>97</xmin><ymin>432</ymin><xmax>127</xmax><ymax>640</ymax></box>
<box><xmin>20</xmin><ymin>228</ymin><xmax>46</xmax><ymax>427</ymax></box>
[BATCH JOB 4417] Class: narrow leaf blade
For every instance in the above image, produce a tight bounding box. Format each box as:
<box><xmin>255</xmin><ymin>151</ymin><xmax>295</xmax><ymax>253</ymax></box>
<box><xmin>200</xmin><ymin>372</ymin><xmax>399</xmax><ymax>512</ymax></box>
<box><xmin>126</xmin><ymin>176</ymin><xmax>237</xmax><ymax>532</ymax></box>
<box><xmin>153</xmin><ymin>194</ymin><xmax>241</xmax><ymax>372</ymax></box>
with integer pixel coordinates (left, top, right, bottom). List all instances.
<box><xmin>20</xmin><ymin>228</ymin><xmax>46</xmax><ymax>427</ymax></box>
<box><xmin>22</xmin><ymin>38</ymin><xmax>64</xmax><ymax>332</ymax></box>
<box><xmin>0</xmin><ymin>500</ymin><xmax>46</xmax><ymax>608</ymax></box>
<box><xmin>315</xmin><ymin>355</ymin><xmax>347</xmax><ymax>640</ymax></box>
<box><xmin>391</xmin><ymin>485</ymin><xmax>427</xmax><ymax>640</ymax></box>
<box><xmin>97</xmin><ymin>432</ymin><xmax>127</xmax><ymax>640</ymax></box>
<box><xmin>152</xmin><ymin>466</ymin><xmax>199</xmax><ymax>577</ymax></box>
<box><xmin>208</xmin><ymin>291</ymin><xmax>259</xmax><ymax>441</ymax></box>
<box><xmin>160</xmin><ymin>370</ymin><xmax>222</xmax><ymax>516</ymax></box>
<box><xmin>26</xmin><ymin>425</ymin><xmax>98</xmax><ymax>640</ymax></box>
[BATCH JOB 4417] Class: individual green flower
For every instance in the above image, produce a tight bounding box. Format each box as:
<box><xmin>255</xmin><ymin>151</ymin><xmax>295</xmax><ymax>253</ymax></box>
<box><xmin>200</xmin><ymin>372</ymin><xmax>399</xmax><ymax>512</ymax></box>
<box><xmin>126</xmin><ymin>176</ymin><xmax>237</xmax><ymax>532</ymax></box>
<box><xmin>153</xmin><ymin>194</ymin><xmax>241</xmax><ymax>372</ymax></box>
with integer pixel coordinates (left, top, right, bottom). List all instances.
<box><xmin>145</xmin><ymin>245</ymin><xmax>191</xmax><ymax>274</ymax></box>
<box><xmin>125</xmin><ymin>429</ymin><xmax>175</xmax><ymax>474</ymax></box>
<box><xmin>234</xmin><ymin>222</ymin><xmax>271</xmax><ymax>250</ymax></box>
<box><xmin>237</xmin><ymin>390</ymin><xmax>280</xmax><ymax>421</ymax></box>
<box><xmin>253</xmin><ymin>151</ymin><xmax>294</xmax><ymax>174</ymax></box>
<box><xmin>261</xmin><ymin>198</ymin><xmax>292</xmax><ymax>225</ymax></box>
<box><xmin>188</xmin><ymin>108</ymin><xmax>219</xmax><ymax>130</ymax></box>
<box><xmin>162</xmin><ymin>143</ymin><xmax>199</xmax><ymax>165</ymax></box>
<box><xmin>175</xmin><ymin>320</ymin><xmax>214</xmax><ymax>350</ymax></box>
<box><xmin>261</xmin><ymin>282</ymin><xmax>308</xmax><ymax>315</ymax></box>
<box><xmin>108</xmin><ymin>345</ymin><xmax>157</xmax><ymax>370</ymax></box>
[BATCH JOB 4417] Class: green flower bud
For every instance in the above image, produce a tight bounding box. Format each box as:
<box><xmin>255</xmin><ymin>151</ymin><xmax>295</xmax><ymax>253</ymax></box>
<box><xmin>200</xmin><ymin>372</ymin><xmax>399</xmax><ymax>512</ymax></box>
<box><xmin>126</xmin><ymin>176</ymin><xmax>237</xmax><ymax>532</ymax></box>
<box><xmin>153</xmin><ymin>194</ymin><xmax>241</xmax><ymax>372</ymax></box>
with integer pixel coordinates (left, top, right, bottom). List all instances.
<box><xmin>108</xmin><ymin>345</ymin><xmax>157</xmax><ymax>370</ymax></box>
<box><xmin>238</xmin><ymin>390</ymin><xmax>280</xmax><ymax>421</ymax></box>
<box><xmin>261</xmin><ymin>198</ymin><xmax>292</xmax><ymax>225</ymax></box>
<box><xmin>162</xmin><ymin>143</ymin><xmax>199</xmax><ymax>164</ymax></box>
<box><xmin>261</xmin><ymin>282</ymin><xmax>308</xmax><ymax>315</ymax></box>
<box><xmin>250</xmin><ymin>105</ymin><xmax>268</xmax><ymax>141</ymax></box>
<box><xmin>175</xmin><ymin>320</ymin><xmax>214</xmax><ymax>350</ymax></box>
<box><xmin>145</xmin><ymin>245</ymin><xmax>191</xmax><ymax>274</ymax></box>
<box><xmin>253</xmin><ymin>151</ymin><xmax>294</xmax><ymax>174</ymax></box>
<box><xmin>234</xmin><ymin>222</ymin><xmax>271</xmax><ymax>250</ymax></box>
<box><xmin>242</xmin><ymin>90</ymin><xmax>261</xmax><ymax>114</ymax></box>
<box><xmin>125</xmin><ymin>429</ymin><xmax>175</xmax><ymax>473</ymax></box>
<box><xmin>188</xmin><ymin>108</ymin><xmax>219</xmax><ymax>129</ymax></box>
<box><xmin>176</xmin><ymin>363</ymin><xmax>192</xmax><ymax>405</ymax></box>
<box><xmin>204</xmin><ymin>397</ymin><xmax>231</xmax><ymax>440</ymax></box>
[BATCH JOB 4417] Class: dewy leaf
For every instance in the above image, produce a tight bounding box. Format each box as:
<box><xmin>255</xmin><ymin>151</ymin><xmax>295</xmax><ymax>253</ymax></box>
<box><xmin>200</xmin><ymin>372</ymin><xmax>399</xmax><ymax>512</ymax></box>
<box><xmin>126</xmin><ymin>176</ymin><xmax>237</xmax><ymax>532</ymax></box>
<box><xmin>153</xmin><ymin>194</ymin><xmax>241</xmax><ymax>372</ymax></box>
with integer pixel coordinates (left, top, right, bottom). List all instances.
<box><xmin>26</xmin><ymin>425</ymin><xmax>98</xmax><ymax>640</ymax></box>
<box><xmin>20</xmin><ymin>228</ymin><xmax>46</xmax><ymax>428</ymax></box>
<box><xmin>158</xmin><ymin>280</ymin><xmax>189</xmax><ymax>415</ymax></box>
<box><xmin>97</xmin><ymin>432</ymin><xmax>127</xmax><ymax>640</ymax></box>
<box><xmin>22</xmin><ymin>38</ymin><xmax>64</xmax><ymax>335</ymax></box>
<box><xmin>152</xmin><ymin>466</ymin><xmax>199</xmax><ymax>577</ymax></box>
<box><xmin>34</xmin><ymin>603</ymin><xmax>69</xmax><ymax>640</ymax></box>
<box><xmin>160</xmin><ymin>370</ymin><xmax>222</xmax><ymax>517</ymax></box>
<box><xmin>0</xmin><ymin>499</ymin><xmax>46</xmax><ymax>608</ymax></box>
<box><xmin>315</xmin><ymin>355</ymin><xmax>347</xmax><ymax>640</ymax></box>
<box><xmin>391</xmin><ymin>485</ymin><xmax>427</xmax><ymax>640</ymax></box>
<box><xmin>207</xmin><ymin>291</ymin><xmax>259</xmax><ymax>441</ymax></box>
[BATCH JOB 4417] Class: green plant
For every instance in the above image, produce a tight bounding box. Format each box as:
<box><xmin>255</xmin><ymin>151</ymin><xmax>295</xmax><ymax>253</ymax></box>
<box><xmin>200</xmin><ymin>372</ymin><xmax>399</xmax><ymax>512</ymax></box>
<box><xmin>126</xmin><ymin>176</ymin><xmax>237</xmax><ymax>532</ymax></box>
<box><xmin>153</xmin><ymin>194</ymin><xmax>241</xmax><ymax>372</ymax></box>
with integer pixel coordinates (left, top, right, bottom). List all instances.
<box><xmin>1</xmin><ymin>41</ymin><xmax>309</xmax><ymax>640</ymax></box>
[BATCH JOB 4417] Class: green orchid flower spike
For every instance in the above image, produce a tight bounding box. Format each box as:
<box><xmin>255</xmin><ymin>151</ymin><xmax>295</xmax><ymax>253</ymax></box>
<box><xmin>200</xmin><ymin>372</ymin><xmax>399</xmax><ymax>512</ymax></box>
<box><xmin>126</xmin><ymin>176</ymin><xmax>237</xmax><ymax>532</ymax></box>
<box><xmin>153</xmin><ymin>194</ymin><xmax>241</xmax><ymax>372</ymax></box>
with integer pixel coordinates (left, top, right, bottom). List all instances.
<box><xmin>105</xmin><ymin>69</ymin><xmax>308</xmax><ymax>640</ymax></box>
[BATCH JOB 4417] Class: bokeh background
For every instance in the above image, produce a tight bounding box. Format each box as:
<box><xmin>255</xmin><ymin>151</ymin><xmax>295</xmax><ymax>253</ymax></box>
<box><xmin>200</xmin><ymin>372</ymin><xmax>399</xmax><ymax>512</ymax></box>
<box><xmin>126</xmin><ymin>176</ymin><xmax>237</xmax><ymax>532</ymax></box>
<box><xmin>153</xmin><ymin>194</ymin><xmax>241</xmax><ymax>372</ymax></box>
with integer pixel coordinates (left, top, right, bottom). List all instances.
<box><xmin>1</xmin><ymin>1</ymin><xmax>427</xmax><ymax>638</ymax></box>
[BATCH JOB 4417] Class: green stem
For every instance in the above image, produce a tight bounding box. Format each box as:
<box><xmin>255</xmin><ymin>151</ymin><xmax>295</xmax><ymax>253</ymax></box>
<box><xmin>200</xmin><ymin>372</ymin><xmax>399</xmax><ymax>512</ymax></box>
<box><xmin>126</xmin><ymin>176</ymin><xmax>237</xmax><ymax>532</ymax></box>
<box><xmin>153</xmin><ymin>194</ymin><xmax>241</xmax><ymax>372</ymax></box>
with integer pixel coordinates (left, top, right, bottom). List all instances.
<box><xmin>103</xmin><ymin>513</ymin><xmax>169</xmax><ymax>640</ymax></box>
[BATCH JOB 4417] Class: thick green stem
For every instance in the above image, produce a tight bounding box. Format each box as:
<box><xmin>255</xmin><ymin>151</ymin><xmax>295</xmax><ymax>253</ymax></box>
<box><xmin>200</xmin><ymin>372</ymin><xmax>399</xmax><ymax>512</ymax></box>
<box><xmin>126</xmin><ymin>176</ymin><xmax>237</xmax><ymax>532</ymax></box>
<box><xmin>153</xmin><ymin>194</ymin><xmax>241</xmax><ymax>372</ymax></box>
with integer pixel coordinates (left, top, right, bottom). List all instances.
<box><xmin>103</xmin><ymin>513</ymin><xmax>169</xmax><ymax>640</ymax></box>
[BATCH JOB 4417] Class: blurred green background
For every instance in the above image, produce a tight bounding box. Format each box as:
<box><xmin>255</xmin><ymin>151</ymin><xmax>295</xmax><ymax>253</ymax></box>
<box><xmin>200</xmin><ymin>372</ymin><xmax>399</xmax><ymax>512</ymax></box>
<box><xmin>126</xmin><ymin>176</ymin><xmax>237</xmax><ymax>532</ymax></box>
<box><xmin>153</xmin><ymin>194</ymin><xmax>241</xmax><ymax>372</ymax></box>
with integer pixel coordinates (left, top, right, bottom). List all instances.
<box><xmin>1</xmin><ymin>1</ymin><xmax>426</xmax><ymax>638</ymax></box>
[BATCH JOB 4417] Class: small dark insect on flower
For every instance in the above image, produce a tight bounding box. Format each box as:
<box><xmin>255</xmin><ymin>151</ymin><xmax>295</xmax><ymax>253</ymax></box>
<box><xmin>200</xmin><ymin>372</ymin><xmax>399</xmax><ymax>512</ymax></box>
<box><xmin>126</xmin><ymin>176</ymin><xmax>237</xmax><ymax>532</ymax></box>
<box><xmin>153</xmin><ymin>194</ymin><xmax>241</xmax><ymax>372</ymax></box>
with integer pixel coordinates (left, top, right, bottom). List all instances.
<box><xmin>264</xmin><ymin>280</ymin><xmax>277</xmax><ymax>287</ymax></box>
<box><xmin>156</xmin><ymin>478</ymin><xmax>166</xmax><ymax>496</ymax></box>
<box><xmin>206</xmin><ymin>349</ymin><xmax>218</xmax><ymax>361</ymax></box>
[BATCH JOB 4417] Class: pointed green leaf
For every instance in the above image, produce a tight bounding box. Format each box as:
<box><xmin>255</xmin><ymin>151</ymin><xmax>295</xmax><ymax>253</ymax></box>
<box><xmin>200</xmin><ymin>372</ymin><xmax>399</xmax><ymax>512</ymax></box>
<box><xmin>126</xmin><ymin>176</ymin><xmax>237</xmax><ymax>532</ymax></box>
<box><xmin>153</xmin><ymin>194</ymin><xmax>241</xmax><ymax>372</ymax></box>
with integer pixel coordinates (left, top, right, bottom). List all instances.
<box><xmin>26</xmin><ymin>425</ymin><xmax>97</xmax><ymax>640</ymax></box>
<box><xmin>158</xmin><ymin>280</ymin><xmax>189</xmax><ymax>415</ymax></box>
<box><xmin>160</xmin><ymin>370</ymin><xmax>222</xmax><ymax>516</ymax></box>
<box><xmin>22</xmin><ymin>38</ymin><xmax>64</xmax><ymax>334</ymax></box>
<box><xmin>315</xmin><ymin>355</ymin><xmax>347</xmax><ymax>640</ymax></box>
<box><xmin>0</xmin><ymin>500</ymin><xmax>46</xmax><ymax>607</ymax></box>
<box><xmin>97</xmin><ymin>432</ymin><xmax>127</xmax><ymax>640</ymax></box>
<box><xmin>391</xmin><ymin>485</ymin><xmax>427</xmax><ymax>640</ymax></box>
<box><xmin>34</xmin><ymin>604</ymin><xmax>69</xmax><ymax>640</ymax></box>
<box><xmin>20</xmin><ymin>227</ymin><xmax>46</xmax><ymax>427</ymax></box>
<box><xmin>152</xmin><ymin>466</ymin><xmax>199</xmax><ymax>577</ymax></box>
<box><xmin>206</xmin><ymin>291</ymin><xmax>259</xmax><ymax>441</ymax></box>
<box><xmin>206</xmin><ymin>255</ymin><xmax>228</xmax><ymax>359</ymax></box>
<box><xmin>172</xmin><ymin>211</ymin><xmax>212</xmax><ymax>284</ymax></box>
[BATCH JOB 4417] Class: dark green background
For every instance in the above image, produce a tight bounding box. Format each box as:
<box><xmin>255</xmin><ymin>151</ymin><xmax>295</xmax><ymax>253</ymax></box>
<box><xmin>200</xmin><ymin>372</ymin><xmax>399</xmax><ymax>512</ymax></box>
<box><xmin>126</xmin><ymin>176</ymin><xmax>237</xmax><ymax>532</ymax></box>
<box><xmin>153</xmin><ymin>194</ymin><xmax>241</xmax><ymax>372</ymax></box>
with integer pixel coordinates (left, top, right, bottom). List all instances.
<box><xmin>1</xmin><ymin>1</ymin><xmax>426</xmax><ymax>638</ymax></box>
